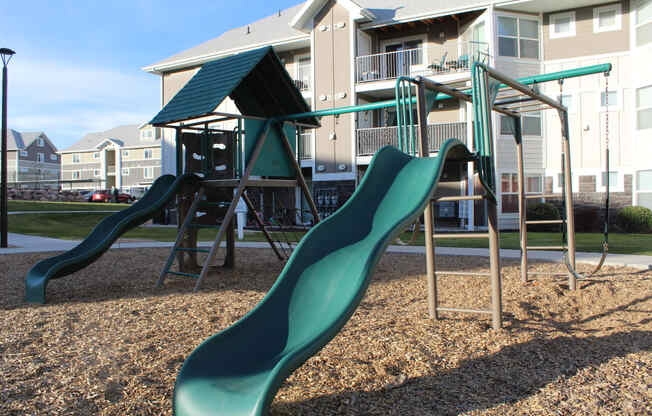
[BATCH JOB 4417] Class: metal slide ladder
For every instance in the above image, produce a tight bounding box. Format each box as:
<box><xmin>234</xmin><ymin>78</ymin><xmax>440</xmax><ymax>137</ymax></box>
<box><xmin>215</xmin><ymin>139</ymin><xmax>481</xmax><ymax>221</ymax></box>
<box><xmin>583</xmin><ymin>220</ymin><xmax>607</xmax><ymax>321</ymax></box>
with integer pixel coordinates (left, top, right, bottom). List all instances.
<box><xmin>429</xmin><ymin>190</ymin><xmax>502</xmax><ymax>325</ymax></box>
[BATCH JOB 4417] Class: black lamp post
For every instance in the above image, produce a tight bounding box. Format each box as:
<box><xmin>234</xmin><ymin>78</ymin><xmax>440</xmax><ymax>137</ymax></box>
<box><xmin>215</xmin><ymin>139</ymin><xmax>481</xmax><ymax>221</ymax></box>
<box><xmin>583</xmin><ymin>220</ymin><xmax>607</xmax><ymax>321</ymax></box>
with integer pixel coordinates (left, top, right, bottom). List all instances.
<box><xmin>1</xmin><ymin>47</ymin><xmax>15</xmax><ymax>248</ymax></box>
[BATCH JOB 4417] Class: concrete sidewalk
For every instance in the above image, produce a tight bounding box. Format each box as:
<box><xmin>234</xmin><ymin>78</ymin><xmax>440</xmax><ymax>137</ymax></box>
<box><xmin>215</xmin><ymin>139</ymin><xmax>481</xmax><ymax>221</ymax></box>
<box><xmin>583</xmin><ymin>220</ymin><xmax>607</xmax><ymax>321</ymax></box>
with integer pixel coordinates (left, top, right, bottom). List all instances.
<box><xmin>1</xmin><ymin>232</ymin><xmax>650</xmax><ymax>270</ymax></box>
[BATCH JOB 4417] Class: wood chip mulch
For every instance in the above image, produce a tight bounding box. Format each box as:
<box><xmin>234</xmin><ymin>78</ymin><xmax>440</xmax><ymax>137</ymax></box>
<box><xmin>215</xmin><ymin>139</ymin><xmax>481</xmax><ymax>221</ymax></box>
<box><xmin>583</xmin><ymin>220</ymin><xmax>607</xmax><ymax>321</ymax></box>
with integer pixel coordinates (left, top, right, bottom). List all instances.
<box><xmin>1</xmin><ymin>248</ymin><xmax>650</xmax><ymax>415</ymax></box>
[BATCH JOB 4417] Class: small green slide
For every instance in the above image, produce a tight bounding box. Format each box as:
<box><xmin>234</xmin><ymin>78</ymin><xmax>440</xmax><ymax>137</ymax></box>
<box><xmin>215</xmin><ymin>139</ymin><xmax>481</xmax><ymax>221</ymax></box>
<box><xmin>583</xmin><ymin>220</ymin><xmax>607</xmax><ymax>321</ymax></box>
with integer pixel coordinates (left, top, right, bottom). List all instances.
<box><xmin>173</xmin><ymin>140</ymin><xmax>472</xmax><ymax>416</ymax></box>
<box><xmin>24</xmin><ymin>174</ymin><xmax>199</xmax><ymax>304</ymax></box>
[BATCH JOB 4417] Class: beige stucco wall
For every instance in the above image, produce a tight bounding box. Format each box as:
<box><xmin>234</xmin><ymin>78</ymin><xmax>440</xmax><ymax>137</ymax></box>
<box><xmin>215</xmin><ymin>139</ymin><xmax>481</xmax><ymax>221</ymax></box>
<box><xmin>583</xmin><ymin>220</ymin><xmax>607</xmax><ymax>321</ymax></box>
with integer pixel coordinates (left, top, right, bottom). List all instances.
<box><xmin>427</xmin><ymin>99</ymin><xmax>461</xmax><ymax>124</ymax></box>
<box><xmin>162</xmin><ymin>67</ymin><xmax>201</xmax><ymax>106</ymax></box>
<box><xmin>314</xmin><ymin>0</ymin><xmax>352</xmax><ymax>174</ymax></box>
<box><xmin>543</xmin><ymin>1</ymin><xmax>630</xmax><ymax>61</ymax></box>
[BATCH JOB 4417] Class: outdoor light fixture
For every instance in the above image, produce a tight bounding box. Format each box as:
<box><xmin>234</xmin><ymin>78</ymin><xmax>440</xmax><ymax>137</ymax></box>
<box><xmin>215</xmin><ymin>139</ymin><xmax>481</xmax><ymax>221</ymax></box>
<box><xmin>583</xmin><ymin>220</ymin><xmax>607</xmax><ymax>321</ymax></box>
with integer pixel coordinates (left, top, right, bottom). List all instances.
<box><xmin>1</xmin><ymin>47</ymin><xmax>15</xmax><ymax>248</ymax></box>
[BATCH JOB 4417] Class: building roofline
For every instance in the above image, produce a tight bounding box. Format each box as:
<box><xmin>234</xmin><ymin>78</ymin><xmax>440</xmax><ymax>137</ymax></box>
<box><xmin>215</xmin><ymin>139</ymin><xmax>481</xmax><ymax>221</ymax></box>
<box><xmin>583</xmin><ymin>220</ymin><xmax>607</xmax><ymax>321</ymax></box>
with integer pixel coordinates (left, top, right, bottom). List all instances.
<box><xmin>142</xmin><ymin>35</ymin><xmax>309</xmax><ymax>74</ymax></box>
<box><xmin>359</xmin><ymin>3</ymin><xmax>491</xmax><ymax>30</ymax></box>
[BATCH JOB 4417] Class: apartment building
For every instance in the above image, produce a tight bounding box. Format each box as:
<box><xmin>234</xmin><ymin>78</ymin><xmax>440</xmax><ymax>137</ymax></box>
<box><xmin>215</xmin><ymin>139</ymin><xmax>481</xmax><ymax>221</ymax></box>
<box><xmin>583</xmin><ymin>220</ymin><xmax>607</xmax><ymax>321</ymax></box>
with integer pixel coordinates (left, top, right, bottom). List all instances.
<box><xmin>59</xmin><ymin>124</ymin><xmax>162</xmax><ymax>194</ymax></box>
<box><xmin>4</xmin><ymin>129</ymin><xmax>60</xmax><ymax>189</ymax></box>
<box><xmin>144</xmin><ymin>0</ymin><xmax>652</xmax><ymax>229</ymax></box>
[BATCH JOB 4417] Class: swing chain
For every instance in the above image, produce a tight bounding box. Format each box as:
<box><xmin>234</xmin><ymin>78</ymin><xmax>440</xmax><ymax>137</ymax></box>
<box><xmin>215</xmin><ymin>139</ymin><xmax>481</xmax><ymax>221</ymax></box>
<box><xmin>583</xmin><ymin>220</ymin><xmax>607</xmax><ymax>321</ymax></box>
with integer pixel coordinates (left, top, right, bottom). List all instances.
<box><xmin>605</xmin><ymin>74</ymin><xmax>609</xmax><ymax>151</ymax></box>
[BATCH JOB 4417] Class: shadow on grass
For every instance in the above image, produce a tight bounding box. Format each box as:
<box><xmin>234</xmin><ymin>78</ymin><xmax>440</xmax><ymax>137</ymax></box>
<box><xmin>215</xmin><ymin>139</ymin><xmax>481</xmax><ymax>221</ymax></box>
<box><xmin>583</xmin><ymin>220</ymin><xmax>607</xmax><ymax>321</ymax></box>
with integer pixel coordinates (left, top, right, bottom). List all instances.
<box><xmin>273</xmin><ymin>331</ymin><xmax>651</xmax><ymax>415</ymax></box>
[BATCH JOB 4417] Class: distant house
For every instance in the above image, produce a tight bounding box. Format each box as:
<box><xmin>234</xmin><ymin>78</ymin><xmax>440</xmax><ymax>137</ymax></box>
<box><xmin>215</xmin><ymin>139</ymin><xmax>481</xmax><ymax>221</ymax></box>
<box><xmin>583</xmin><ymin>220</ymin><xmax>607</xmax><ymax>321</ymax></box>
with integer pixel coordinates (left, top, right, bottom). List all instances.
<box><xmin>59</xmin><ymin>124</ymin><xmax>162</xmax><ymax>193</ymax></box>
<box><xmin>4</xmin><ymin>129</ymin><xmax>60</xmax><ymax>189</ymax></box>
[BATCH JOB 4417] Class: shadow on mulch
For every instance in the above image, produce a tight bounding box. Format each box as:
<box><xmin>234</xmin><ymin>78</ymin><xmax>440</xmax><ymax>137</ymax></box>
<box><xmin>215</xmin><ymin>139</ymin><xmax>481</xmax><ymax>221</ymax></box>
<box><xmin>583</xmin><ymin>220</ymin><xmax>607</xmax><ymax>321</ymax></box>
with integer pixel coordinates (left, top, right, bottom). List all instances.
<box><xmin>274</xmin><ymin>331</ymin><xmax>651</xmax><ymax>415</ymax></box>
<box><xmin>508</xmin><ymin>295</ymin><xmax>652</xmax><ymax>335</ymax></box>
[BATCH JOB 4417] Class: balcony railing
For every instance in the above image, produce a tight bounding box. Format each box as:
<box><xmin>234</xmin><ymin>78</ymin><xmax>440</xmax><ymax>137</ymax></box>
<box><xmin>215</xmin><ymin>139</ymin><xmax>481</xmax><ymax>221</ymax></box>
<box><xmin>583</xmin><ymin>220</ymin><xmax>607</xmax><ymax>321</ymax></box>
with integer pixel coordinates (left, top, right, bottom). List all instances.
<box><xmin>356</xmin><ymin>41</ymin><xmax>489</xmax><ymax>83</ymax></box>
<box><xmin>299</xmin><ymin>132</ymin><xmax>312</xmax><ymax>160</ymax></box>
<box><xmin>356</xmin><ymin>122</ymin><xmax>467</xmax><ymax>156</ymax></box>
<box><xmin>293</xmin><ymin>64</ymin><xmax>312</xmax><ymax>92</ymax></box>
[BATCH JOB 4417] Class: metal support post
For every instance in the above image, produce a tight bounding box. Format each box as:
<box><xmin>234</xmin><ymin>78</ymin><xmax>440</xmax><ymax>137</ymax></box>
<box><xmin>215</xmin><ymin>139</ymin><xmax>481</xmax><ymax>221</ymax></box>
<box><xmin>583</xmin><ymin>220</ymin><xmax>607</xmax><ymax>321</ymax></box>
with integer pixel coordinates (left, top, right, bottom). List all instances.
<box><xmin>1</xmin><ymin>64</ymin><xmax>8</xmax><ymax>248</ymax></box>
<box><xmin>487</xmin><ymin>197</ymin><xmax>502</xmax><ymax>329</ymax></box>
<box><xmin>559</xmin><ymin>110</ymin><xmax>577</xmax><ymax>290</ymax></box>
<box><xmin>416</xmin><ymin>80</ymin><xmax>438</xmax><ymax>319</ymax></box>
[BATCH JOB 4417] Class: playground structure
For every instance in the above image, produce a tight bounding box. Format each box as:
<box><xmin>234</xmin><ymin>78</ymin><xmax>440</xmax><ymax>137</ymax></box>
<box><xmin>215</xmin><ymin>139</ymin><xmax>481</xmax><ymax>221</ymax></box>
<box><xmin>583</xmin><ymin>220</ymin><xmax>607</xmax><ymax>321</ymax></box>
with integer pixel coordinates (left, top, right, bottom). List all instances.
<box><xmin>22</xmin><ymin>45</ymin><xmax>614</xmax><ymax>416</ymax></box>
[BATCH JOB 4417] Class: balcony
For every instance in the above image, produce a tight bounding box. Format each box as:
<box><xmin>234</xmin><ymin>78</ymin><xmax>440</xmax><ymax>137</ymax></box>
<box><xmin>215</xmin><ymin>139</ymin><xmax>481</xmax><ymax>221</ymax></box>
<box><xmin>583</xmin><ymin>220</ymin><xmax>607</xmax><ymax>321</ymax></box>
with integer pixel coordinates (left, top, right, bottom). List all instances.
<box><xmin>293</xmin><ymin>64</ymin><xmax>312</xmax><ymax>92</ymax></box>
<box><xmin>356</xmin><ymin>122</ymin><xmax>467</xmax><ymax>157</ymax></box>
<box><xmin>299</xmin><ymin>132</ymin><xmax>312</xmax><ymax>160</ymax></box>
<box><xmin>355</xmin><ymin>41</ymin><xmax>489</xmax><ymax>83</ymax></box>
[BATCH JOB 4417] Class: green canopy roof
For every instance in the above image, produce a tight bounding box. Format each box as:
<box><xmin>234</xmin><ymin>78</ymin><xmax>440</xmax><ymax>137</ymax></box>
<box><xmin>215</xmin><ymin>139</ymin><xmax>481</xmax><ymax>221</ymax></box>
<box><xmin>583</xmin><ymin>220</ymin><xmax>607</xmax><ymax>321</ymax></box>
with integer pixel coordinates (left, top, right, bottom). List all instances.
<box><xmin>150</xmin><ymin>46</ymin><xmax>318</xmax><ymax>127</ymax></box>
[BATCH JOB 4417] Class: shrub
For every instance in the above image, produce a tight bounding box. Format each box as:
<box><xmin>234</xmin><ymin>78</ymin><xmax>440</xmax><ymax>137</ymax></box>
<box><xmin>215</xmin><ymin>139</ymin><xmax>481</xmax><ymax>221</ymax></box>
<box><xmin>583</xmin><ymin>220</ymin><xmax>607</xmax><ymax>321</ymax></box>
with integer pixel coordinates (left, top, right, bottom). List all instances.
<box><xmin>616</xmin><ymin>206</ymin><xmax>652</xmax><ymax>233</ymax></box>
<box><xmin>574</xmin><ymin>205</ymin><xmax>603</xmax><ymax>232</ymax></box>
<box><xmin>526</xmin><ymin>202</ymin><xmax>561</xmax><ymax>232</ymax></box>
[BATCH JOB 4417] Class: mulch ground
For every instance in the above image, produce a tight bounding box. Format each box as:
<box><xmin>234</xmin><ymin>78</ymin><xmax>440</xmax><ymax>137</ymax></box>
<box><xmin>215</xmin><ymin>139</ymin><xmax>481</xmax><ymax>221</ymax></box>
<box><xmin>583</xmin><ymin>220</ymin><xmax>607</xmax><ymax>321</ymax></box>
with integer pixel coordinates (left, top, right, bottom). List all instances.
<box><xmin>1</xmin><ymin>248</ymin><xmax>650</xmax><ymax>415</ymax></box>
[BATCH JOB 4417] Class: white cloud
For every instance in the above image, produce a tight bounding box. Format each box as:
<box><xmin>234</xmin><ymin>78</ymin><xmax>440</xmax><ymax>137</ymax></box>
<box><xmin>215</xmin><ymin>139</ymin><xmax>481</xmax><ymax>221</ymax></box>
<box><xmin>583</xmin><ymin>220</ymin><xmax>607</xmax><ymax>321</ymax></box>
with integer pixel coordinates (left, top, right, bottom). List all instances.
<box><xmin>6</xmin><ymin>57</ymin><xmax>159</xmax><ymax>149</ymax></box>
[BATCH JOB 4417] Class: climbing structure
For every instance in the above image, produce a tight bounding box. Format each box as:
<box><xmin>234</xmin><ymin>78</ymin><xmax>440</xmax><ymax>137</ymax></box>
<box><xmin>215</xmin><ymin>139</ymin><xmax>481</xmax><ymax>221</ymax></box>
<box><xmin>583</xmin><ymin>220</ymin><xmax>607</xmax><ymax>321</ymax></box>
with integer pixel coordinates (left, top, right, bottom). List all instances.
<box><xmin>150</xmin><ymin>47</ymin><xmax>321</xmax><ymax>291</ymax></box>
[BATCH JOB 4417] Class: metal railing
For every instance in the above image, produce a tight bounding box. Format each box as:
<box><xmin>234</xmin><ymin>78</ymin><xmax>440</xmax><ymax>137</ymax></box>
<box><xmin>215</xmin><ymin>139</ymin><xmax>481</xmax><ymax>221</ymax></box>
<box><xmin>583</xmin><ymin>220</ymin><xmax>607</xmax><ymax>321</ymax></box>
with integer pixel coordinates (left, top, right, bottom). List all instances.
<box><xmin>355</xmin><ymin>41</ymin><xmax>489</xmax><ymax>83</ymax></box>
<box><xmin>299</xmin><ymin>132</ymin><xmax>312</xmax><ymax>160</ymax></box>
<box><xmin>356</xmin><ymin>122</ymin><xmax>467</xmax><ymax>156</ymax></box>
<box><xmin>293</xmin><ymin>64</ymin><xmax>312</xmax><ymax>91</ymax></box>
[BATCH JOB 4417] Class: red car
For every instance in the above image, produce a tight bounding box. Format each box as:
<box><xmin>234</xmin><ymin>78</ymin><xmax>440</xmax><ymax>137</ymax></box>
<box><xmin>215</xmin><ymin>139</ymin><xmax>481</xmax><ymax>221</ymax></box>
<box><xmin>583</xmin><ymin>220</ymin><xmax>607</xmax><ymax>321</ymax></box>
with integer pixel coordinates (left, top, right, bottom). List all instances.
<box><xmin>90</xmin><ymin>190</ymin><xmax>134</xmax><ymax>203</ymax></box>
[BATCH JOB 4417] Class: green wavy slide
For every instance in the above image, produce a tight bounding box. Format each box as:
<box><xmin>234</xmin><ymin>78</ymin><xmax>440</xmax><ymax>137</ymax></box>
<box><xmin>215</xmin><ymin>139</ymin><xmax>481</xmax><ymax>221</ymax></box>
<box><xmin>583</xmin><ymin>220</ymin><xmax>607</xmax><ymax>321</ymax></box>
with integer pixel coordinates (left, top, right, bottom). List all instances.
<box><xmin>24</xmin><ymin>173</ymin><xmax>199</xmax><ymax>304</ymax></box>
<box><xmin>173</xmin><ymin>140</ymin><xmax>472</xmax><ymax>416</ymax></box>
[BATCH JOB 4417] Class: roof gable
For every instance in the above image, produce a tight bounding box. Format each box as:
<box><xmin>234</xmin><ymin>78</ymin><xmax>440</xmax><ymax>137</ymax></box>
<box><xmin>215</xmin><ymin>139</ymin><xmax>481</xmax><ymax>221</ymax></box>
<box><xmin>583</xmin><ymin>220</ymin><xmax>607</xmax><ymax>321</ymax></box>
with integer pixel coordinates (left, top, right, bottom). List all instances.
<box><xmin>150</xmin><ymin>46</ymin><xmax>318</xmax><ymax>127</ymax></box>
<box><xmin>7</xmin><ymin>130</ymin><xmax>56</xmax><ymax>151</ymax></box>
<box><xmin>291</xmin><ymin>0</ymin><xmax>375</xmax><ymax>32</ymax></box>
<box><xmin>63</xmin><ymin>124</ymin><xmax>143</xmax><ymax>152</ymax></box>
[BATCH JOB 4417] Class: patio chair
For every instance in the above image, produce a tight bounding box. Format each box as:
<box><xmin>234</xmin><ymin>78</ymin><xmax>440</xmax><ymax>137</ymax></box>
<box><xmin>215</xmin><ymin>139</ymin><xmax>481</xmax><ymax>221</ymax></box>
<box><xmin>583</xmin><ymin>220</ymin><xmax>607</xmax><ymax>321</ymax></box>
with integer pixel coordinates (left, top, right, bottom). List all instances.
<box><xmin>428</xmin><ymin>52</ymin><xmax>448</xmax><ymax>72</ymax></box>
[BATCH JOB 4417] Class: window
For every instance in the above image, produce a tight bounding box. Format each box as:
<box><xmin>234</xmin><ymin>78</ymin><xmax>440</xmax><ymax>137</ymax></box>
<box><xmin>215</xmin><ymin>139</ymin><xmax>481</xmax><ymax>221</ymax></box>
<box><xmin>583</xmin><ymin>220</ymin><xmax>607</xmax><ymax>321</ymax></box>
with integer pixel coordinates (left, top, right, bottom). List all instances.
<box><xmin>296</xmin><ymin>55</ymin><xmax>312</xmax><ymax>91</ymax></box>
<box><xmin>381</xmin><ymin>37</ymin><xmax>425</xmax><ymax>78</ymax></box>
<box><xmin>122</xmin><ymin>168</ymin><xmax>130</xmax><ymax>176</ymax></box>
<box><xmin>37</xmin><ymin>137</ymin><xmax>44</xmax><ymax>147</ymax></box>
<box><xmin>527</xmin><ymin>175</ymin><xmax>543</xmax><ymax>193</ymax></box>
<box><xmin>501</xmin><ymin>173</ymin><xmax>519</xmax><ymax>213</ymax></box>
<box><xmin>602</xmin><ymin>171</ymin><xmax>618</xmax><ymax>187</ymax></box>
<box><xmin>637</xmin><ymin>169</ymin><xmax>652</xmax><ymax>209</ymax></box>
<box><xmin>497</xmin><ymin>16</ymin><xmax>539</xmax><ymax>59</ymax></box>
<box><xmin>93</xmin><ymin>169</ymin><xmax>101</xmax><ymax>177</ymax></box>
<box><xmin>637</xmin><ymin>85</ymin><xmax>652</xmax><ymax>130</ymax></box>
<box><xmin>499</xmin><ymin>112</ymin><xmax>541</xmax><ymax>136</ymax></box>
<box><xmin>600</xmin><ymin>90</ymin><xmax>619</xmax><ymax>109</ymax></box>
<box><xmin>72</xmin><ymin>171</ymin><xmax>81</xmax><ymax>180</ymax></box>
<box><xmin>144</xmin><ymin>149</ymin><xmax>153</xmax><ymax>159</ymax></box>
<box><xmin>523</xmin><ymin>112</ymin><xmax>542</xmax><ymax>136</ymax></box>
<box><xmin>144</xmin><ymin>167</ymin><xmax>154</xmax><ymax>179</ymax></box>
<box><xmin>122</xmin><ymin>150</ymin><xmax>129</xmax><ymax>159</ymax></box>
<box><xmin>72</xmin><ymin>153</ymin><xmax>80</xmax><ymax>163</ymax></box>
<box><xmin>500</xmin><ymin>115</ymin><xmax>514</xmax><ymax>135</ymax></box>
<box><xmin>92</xmin><ymin>152</ymin><xmax>100</xmax><ymax>159</ymax></box>
<box><xmin>20</xmin><ymin>150</ymin><xmax>28</xmax><ymax>157</ymax></box>
<box><xmin>594</xmin><ymin>4</ymin><xmax>622</xmax><ymax>33</ymax></box>
<box><xmin>635</xmin><ymin>0</ymin><xmax>652</xmax><ymax>46</ymax></box>
<box><xmin>550</xmin><ymin>11</ymin><xmax>576</xmax><ymax>38</ymax></box>
<box><xmin>50</xmin><ymin>154</ymin><xmax>57</xmax><ymax>161</ymax></box>
<box><xmin>36</xmin><ymin>153</ymin><xmax>45</xmax><ymax>162</ymax></box>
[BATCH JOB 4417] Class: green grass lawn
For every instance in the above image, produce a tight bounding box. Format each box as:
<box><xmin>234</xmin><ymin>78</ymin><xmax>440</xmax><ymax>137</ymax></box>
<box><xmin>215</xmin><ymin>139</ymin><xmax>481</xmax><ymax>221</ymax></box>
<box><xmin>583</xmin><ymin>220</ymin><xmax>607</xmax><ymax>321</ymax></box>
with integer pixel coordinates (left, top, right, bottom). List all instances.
<box><xmin>8</xmin><ymin>212</ymin><xmax>652</xmax><ymax>255</ymax></box>
<box><xmin>7</xmin><ymin>212</ymin><xmax>305</xmax><ymax>243</ymax></box>
<box><xmin>9</xmin><ymin>200</ymin><xmax>127</xmax><ymax>212</ymax></box>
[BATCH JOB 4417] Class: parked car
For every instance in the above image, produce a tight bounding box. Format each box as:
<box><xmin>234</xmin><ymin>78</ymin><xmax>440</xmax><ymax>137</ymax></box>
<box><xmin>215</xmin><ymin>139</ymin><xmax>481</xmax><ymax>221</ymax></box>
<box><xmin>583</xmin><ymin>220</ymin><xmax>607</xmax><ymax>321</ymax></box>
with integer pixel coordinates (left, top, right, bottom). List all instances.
<box><xmin>90</xmin><ymin>190</ymin><xmax>134</xmax><ymax>203</ymax></box>
<box><xmin>77</xmin><ymin>190</ymin><xmax>93</xmax><ymax>202</ymax></box>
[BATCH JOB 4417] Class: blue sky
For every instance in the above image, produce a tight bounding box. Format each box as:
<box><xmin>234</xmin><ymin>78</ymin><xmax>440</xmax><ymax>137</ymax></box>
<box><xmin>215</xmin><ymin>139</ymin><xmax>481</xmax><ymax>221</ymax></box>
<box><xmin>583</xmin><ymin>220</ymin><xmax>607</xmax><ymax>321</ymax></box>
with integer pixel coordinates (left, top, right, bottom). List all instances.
<box><xmin>1</xmin><ymin>0</ymin><xmax>302</xmax><ymax>149</ymax></box>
